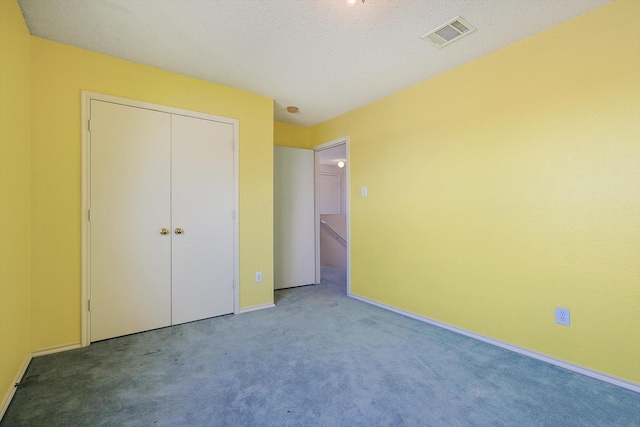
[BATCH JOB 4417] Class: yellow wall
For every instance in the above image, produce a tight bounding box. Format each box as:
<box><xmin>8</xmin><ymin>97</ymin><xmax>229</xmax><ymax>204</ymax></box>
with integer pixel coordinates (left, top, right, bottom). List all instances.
<box><xmin>30</xmin><ymin>38</ymin><xmax>274</xmax><ymax>350</ymax></box>
<box><xmin>274</xmin><ymin>120</ymin><xmax>312</xmax><ymax>148</ymax></box>
<box><xmin>311</xmin><ymin>0</ymin><xmax>640</xmax><ymax>383</ymax></box>
<box><xmin>2</xmin><ymin>0</ymin><xmax>638</xmax><ymax>403</ymax></box>
<box><xmin>0</xmin><ymin>0</ymin><xmax>32</xmax><ymax>409</ymax></box>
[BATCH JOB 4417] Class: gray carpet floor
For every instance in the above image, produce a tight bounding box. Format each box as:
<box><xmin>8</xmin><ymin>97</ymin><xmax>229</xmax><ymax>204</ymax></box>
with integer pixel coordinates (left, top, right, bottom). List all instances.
<box><xmin>2</xmin><ymin>267</ymin><xmax>638</xmax><ymax>426</ymax></box>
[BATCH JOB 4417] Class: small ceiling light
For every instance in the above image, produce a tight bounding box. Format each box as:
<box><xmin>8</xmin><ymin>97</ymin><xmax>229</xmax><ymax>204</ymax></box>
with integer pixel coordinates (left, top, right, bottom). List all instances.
<box><xmin>286</xmin><ymin>106</ymin><xmax>299</xmax><ymax>113</ymax></box>
<box><xmin>346</xmin><ymin>0</ymin><xmax>364</xmax><ymax>5</ymax></box>
<box><xmin>337</xmin><ymin>161</ymin><xmax>345</xmax><ymax>168</ymax></box>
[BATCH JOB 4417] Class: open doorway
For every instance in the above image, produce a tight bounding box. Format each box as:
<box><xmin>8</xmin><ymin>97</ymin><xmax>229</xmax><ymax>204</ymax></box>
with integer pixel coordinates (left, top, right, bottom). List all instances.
<box><xmin>273</xmin><ymin>138</ymin><xmax>349</xmax><ymax>297</ymax></box>
<box><xmin>314</xmin><ymin>139</ymin><xmax>349</xmax><ymax>294</ymax></box>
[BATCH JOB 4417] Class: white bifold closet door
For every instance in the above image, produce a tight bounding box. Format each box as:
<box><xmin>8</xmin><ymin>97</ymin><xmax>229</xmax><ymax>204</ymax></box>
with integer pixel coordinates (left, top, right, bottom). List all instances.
<box><xmin>171</xmin><ymin>114</ymin><xmax>234</xmax><ymax>325</ymax></box>
<box><xmin>89</xmin><ymin>100</ymin><xmax>234</xmax><ymax>342</ymax></box>
<box><xmin>90</xmin><ymin>101</ymin><xmax>172</xmax><ymax>341</ymax></box>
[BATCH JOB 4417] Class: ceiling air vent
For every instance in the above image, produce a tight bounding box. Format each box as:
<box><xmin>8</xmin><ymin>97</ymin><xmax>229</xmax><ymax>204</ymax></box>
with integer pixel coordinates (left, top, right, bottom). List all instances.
<box><xmin>421</xmin><ymin>16</ymin><xmax>476</xmax><ymax>48</ymax></box>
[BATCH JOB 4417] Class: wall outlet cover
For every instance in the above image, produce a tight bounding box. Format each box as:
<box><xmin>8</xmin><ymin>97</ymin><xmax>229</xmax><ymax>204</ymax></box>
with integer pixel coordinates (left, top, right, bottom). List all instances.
<box><xmin>556</xmin><ymin>307</ymin><xmax>570</xmax><ymax>326</ymax></box>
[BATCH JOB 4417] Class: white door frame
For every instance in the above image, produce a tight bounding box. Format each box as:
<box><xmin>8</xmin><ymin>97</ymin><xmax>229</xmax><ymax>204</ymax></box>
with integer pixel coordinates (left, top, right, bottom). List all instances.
<box><xmin>313</xmin><ymin>137</ymin><xmax>351</xmax><ymax>295</ymax></box>
<box><xmin>81</xmin><ymin>91</ymin><xmax>240</xmax><ymax>347</ymax></box>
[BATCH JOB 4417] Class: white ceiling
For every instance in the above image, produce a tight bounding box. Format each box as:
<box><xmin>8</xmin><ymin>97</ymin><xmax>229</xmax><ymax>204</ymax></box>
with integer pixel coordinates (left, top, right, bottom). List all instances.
<box><xmin>18</xmin><ymin>0</ymin><xmax>610</xmax><ymax>127</ymax></box>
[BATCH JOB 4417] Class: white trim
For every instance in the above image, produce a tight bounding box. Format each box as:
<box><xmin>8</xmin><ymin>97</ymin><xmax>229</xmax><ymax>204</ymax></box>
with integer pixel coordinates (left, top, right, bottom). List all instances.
<box><xmin>236</xmin><ymin>303</ymin><xmax>276</xmax><ymax>314</ymax></box>
<box><xmin>31</xmin><ymin>343</ymin><xmax>82</xmax><ymax>358</ymax></box>
<box><xmin>81</xmin><ymin>92</ymin><xmax>237</xmax><ymax>123</ymax></box>
<box><xmin>350</xmin><ymin>293</ymin><xmax>640</xmax><ymax>394</ymax></box>
<box><xmin>232</xmin><ymin>114</ymin><xmax>240</xmax><ymax>315</ymax></box>
<box><xmin>0</xmin><ymin>354</ymin><xmax>31</xmax><ymax>420</ymax></box>
<box><xmin>81</xmin><ymin>92</ymin><xmax>90</xmax><ymax>347</ymax></box>
<box><xmin>313</xmin><ymin>151</ymin><xmax>321</xmax><ymax>283</ymax></box>
<box><xmin>313</xmin><ymin>137</ymin><xmax>348</xmax><ymax>151</ymax></box>
<box><xmin>81</xmin><ymin>91</ymin><xmax>240</xmax><ymax>345</ymax></box>
<box><xmin>1</xmin><ymin>342</ymin><xmax>82</xmax><ymax>421</ymax></box>
<box><xmin>313</xmin><ymin>137</ymin><xmax>351</xmax><ymax>295</ymax></box>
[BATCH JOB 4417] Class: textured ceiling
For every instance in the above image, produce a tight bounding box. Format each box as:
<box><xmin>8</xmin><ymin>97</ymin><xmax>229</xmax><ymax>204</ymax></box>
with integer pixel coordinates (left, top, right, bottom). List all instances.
<box><xmin>18</xmin><ymin>0</ymin><xmax>610</xmax><ymax>127</ymax></box>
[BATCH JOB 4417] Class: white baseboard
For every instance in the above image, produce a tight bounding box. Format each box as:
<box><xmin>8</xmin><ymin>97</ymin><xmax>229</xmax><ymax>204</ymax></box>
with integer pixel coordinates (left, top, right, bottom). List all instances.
<box><xmin>236</xmin><ymin>303</ymin><xmax>275</xmax><ymax>314</ymax></box>
<box><xmin>1</xmin><ymin>353</ymin><xmax>31</xmax><ymax>421</ymax></box>
<box><xmin>31</xmin><ymin>343</ymin><xmax>81</xmax><ymax>358</ymax></box>
<box><xmin>349</xmin><ymin>293</ymin><xmax>640</xmax><ymax>394</ymax></box>
<box><xmin>1</xmin><ymin>342</ymin><xmax>82</xmax><ymax>421</ymax></box>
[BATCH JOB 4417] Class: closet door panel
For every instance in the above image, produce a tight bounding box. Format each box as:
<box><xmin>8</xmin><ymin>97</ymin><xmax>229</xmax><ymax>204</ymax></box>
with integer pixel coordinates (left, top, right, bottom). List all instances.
<box><xmin>90</xmin><ymin>101</ymin><xmax>172</xmax><ymax>342</ymax></box>
<box><xmin>171</xmin><ymin>115</ymin><xmax>235</xmax><ymax>324</ymax></box>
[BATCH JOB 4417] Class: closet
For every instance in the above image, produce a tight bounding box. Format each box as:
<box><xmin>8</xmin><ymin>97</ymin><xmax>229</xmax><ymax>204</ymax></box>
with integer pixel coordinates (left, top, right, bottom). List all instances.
<box><xmin>87</xmin><ymin>98</ymin><xmax>235</xmax><ymax>342</ymax></box>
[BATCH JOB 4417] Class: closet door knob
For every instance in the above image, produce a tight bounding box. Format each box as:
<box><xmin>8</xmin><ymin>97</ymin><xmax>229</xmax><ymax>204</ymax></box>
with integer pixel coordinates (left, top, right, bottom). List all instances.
<box><xmin>175</xmin><ymin>228</ymin><xmax>184</xmax><ymax>235</ymax></box>
<box><xmin>160</xmin><ymin>228</ymin><xmax>169</xmax><ymax>235</ymax></box>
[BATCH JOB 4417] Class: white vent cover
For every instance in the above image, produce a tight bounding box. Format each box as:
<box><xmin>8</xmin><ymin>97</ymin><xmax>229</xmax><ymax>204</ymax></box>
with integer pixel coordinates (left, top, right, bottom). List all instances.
<box><xmin>421</xmin><ymin>16</ymin><xmax>476</xmax><ymax>48</ymax></box>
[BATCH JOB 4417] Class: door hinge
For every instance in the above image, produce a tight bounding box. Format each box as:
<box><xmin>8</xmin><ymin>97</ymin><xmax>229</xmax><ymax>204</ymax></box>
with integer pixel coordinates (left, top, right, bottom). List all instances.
<box><xmin>88</xmin><ymin>119</ymin><xmax>91</xmax><ymax>132</ymax></box>
<box><xmin>87</xmin><ymin>209</ymin><xmax>91</xmax><ymax>221</ymax></box>
<box><xmin>232</xmin><ymin>279</ymin><xmax>236</xmax><ymax>289</ymax></box>
<box><xmin>88</xmin><ymin>299</ymin><xmax>91</xmax><ymax>311</ymax></box>
<box><xmin>231</xmin><ymin>140</ymin><xmax>235</xmax><ymax>150</ymax></box>
<box><xmin>232</xmin><ymin>210</ymin><xmax>236</xmax><ymax>219</ymax></box>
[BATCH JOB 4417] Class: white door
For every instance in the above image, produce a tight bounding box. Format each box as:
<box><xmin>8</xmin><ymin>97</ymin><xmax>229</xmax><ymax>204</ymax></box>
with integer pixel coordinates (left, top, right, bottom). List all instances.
<box><xmin>171</xmin><ymin>115</ymin><xmax>235</xmax><ymax>324</ymax></box>
<box><xmin>274</xmin><ymin>146</ymin><xmax>316</xmax><ymax>289</ymax></box>
<box><xmin>89</xmin><ymin>100</ymin><xmax>172</xmax><ymax>342</ymax></box>
<box><xmin>318</xmin><ymin>173</ymin><xmax>342</xmax><ymax>214</ymax></box>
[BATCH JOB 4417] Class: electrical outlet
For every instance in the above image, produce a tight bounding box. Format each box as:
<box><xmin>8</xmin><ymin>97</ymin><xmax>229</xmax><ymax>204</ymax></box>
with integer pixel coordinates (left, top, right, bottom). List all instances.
<box><xmin>255</xmin><ymin>271</ymin><xmax>263</xmax><ymax>283</ymax></box>
<box><xmin>556</xmin><ymin>307</ymin><xmax>570</xmax><ymax>326</ymax></box>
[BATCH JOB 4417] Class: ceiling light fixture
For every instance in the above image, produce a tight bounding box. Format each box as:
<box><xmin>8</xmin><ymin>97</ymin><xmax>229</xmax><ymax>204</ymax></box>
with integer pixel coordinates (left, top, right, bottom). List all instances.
<box><xmin>286</xmin><ymin>106</ymin><xmax>299</xmax><ymax>113</ymax></box>
<box><xmin>346</xmin><ymin>0</ymin><xmax>364</xmax><ymax>5</ymax></box>
<box><xmin>337</xmin><ymin>161</ymin><xmax>345</xmax><ymax>168</ymax></box>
